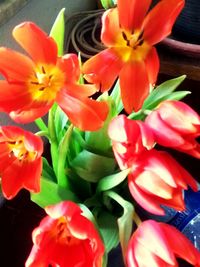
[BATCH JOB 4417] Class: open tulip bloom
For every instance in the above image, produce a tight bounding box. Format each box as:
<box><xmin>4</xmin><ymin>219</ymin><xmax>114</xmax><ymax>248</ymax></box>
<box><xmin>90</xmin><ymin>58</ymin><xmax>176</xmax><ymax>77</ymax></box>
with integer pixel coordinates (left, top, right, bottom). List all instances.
<box><xmin>0</xmin><ymin>0</ymin><xmax>200</xmax><ymax>266</ymax></box>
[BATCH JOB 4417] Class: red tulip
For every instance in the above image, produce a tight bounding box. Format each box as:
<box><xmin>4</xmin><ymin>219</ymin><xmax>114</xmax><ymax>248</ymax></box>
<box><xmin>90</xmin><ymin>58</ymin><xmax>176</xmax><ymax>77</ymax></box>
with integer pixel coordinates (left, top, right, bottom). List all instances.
<box><xmin>108</xmin><ymin>115</ymin><xmax>198</xmax><ymax>215</ymax></box>
<box><xmin>108</xmin><ymin>115</ymin><xmax>155</xmax><ymax>170</ymax></box>
<box><xmin>128</xmin><ymin>149</ymin><xmax>198</xmax><ymax>215</ymax></box>
<box><xmin>0</xmin><ymin>22</ymin><xmax>108</xmax><ymax>131</ymax></box>
<box><xmin>126</xmin><ymin>220</ymin><xmax>200</xmax><ymax>267</ymax></box>
<box><xmin>145</xmin><ymin>100</ymin><xmax>200</xmax><ymax>158</ymax></box>
<box><xmin>83</xmin><ymin>0</ymin><xmax>184</xmax><ymax>113</ymax></box>
<box><xmin>0</xmin><ymin>126</ymin><xmax>43</xmax><ymax>199</ymax></box>
<box><xmin>26</xmin><ymin>201</ymin><xmax>105</xmax><ymax>267</ymax></box>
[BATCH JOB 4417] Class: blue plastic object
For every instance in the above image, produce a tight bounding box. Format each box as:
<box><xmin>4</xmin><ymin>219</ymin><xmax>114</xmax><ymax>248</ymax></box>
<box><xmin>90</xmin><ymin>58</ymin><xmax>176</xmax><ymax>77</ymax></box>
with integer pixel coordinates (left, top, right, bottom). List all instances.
<box><xmin>143</xmin><ymin>188</ymin><xmax>200</xmax><ymax>251</ymax></box>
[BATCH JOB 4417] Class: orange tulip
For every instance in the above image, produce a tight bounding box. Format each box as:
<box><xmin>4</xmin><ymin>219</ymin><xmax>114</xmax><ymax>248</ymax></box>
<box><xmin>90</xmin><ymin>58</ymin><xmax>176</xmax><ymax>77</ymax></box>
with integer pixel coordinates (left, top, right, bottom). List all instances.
<box><xmin>26</xmin><ymin>201</ymin><xmax>105</xmax><ymax>267</ymax></box>
<box><xmin>83</xmin><ymin>0</ymin><xmax>185</xmax><ymax>113</ymax></box>
<box><xmin>0</xmin><ymin>22</ymin><xmax>108</xmax><ymax>131</ymax></box>
<box><xmin>0</xmin><ymin>126</ymin><xmax>43</xmax><ymax>199</ymax></box>
<box><xmin>127</xmin><ymin>220</ymin><xmax>200</xmax><ymax>267</ymax></box>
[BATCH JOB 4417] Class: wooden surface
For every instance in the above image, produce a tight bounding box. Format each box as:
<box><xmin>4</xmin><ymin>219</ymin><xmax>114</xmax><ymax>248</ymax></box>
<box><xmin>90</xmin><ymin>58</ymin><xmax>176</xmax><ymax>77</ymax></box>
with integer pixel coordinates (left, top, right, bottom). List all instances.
<box><xmin>157</xmin><ymin>42</ymin><xmax>200</xmax><ymax>81</ymax></box>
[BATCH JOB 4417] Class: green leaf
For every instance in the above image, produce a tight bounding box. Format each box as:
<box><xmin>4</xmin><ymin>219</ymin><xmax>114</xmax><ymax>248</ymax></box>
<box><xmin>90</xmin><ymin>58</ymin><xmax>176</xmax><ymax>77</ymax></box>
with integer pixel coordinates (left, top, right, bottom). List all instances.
<box><xmin>97</xmin><ymin>169</ymin><xmax>130</xmax><ymax>192</ymax></box>
<box><xmin>110</xmin><ymin>80</ymin><xmax>124</xmax><ymax>115</ymax></box>
<box><xmin>42</xmin><ymin>157</ymin><xmax>56</xmax><ymax>182</ymax></box>
<box><xmin>70</xmin><ymin>150</ymin><xmax>116</xmax><ymax>182</ymax></box>
<box><xmin>31</xmin><ymin>176</ymin><xmax>79</xmax><ymax>208</ymax></box>
<box><xmin>117</xmin><ymin>200</ymin><xmax>134</xmax><ymax>259</ymax></box>
<box><xmin>162</xmin><ymin>90</ymin><xmax>191</xmax><ymax>101</ymax></box>
<box><xmin>104</xmin><ymin>191</ymin><xmax>134</xmax><ymax>259</ymax></box>
<box><xmin>54</xmin><ymin>105</ymin><xmax>68</xmax><ymax>142</ymax></box>
<box><xmin>49</xmin><ymin>8</ymin><xmax>65</xmax><ymax>56</ymax></box>
<box><xmin>100</xmin><ymin>0</ymin><xmax>117</xmax><ymax>9</ymax></box>
<box><xmin>143</xmin><ymin>75</ymin><xmax>186</xmax><ymax>110</ymax></box>
<box><xmin>96</xmin><ymin>211</ymin><xmax>119</xmax><ymax>252</ymax></box>
<box><xmin>85</xmin><ymin>94</ymin><xmax>116</xmax><ymax>153</ymax></box>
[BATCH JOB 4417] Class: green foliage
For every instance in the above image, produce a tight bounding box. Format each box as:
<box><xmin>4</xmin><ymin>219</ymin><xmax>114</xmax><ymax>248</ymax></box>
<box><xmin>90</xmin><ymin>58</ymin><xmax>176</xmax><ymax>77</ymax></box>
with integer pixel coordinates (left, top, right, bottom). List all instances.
<box><xmin>100</xmin><ymin>0</ymin><xmax>117</xmax><ymax>9</ymax></box>
<box><xmin>31</xmin><ymin>176</ymin><xmax>79</xmax><ymax>208</ymax></box>
<box><xmin>143</xmin><ymin>75</ymin><xmax>189</xmax><ymax>110</ymax></box>
<box><xmin>49</xmin><ymin>8</ymin><xmax>65</xmax><ymax>56</ymax></box>
<box><xmin>97</xmin><ymin>211</ymin><xmax>119</xmax><ymax>252</ymax></box>
<box><xmin>70</xmin><ymin>150</ymin><xmax>116</xmax><ymax>182</ymax></box>
<box><xmin>97</xmin><ymin>169</ymin><xmax>130</xmax><ymax>192</ymax></box>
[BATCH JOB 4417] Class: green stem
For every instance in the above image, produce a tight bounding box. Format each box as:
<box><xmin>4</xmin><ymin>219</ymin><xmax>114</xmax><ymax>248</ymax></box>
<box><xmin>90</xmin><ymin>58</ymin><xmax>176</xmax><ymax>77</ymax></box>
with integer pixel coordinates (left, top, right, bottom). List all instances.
<box><xmin>48</xmin><ymin>106</ymin><xmax>59</xmax><ymax>176</ymax></box>
<box><xmin>35</xmin><ymin>118</ymin><xmax>48</xmax><ymax>132</ymax></box>
<box><xmin>35</xmin><ymin>131</ymin><xmax>49</xmax><ymax>139</ymax></box>
<box><xmin>133</xmin><ymin>212</ymin><xmax>142</xmax><ymax>227</ymax></box>
<box><xmin>57</xmin><ymin>124</ymin><xmax>74</xmax><ymax>188</ymax></box>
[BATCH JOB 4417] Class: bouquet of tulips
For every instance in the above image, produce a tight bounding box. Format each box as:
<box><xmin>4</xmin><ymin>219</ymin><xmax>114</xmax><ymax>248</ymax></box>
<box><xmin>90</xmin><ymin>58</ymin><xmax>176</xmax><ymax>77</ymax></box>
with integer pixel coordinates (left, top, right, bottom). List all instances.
<box><xmin>0</xmin><ymin>0</ymin><xmax>200</xmax><ymax>266</ymax></box>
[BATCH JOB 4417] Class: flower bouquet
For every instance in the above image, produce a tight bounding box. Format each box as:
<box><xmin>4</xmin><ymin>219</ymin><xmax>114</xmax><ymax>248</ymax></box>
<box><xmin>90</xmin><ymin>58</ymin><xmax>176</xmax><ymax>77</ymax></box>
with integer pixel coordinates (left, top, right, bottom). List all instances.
<box><xmin>0</xmin><ymin>0</ymin><xmax>200</xmax><ymax>266</ymax></box>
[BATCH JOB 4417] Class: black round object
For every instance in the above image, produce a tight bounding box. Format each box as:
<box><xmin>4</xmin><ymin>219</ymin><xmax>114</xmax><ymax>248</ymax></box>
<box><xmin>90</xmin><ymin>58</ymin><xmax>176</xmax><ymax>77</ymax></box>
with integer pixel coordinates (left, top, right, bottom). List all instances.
<box><xmin>172</xmin><ymin>0</ymin><xmax>200</xmax><ymax>44</ymax></box>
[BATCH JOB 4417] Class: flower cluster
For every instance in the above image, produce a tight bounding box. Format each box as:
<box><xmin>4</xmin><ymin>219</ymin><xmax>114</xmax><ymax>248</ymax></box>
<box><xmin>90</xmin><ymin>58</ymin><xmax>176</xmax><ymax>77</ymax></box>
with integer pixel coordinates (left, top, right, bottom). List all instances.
<box><xmin>0</xmin><ymin>0</ymin><xmax>200</xmax><ymax>266</ymax></box>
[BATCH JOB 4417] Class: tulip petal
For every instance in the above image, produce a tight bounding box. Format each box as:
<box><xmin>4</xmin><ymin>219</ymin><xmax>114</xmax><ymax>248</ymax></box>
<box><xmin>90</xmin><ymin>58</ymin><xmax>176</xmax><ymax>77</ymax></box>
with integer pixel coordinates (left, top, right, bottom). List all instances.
<box><xmin>9</xmin><ymin>104</ymin><xmax>52</xmax><ymax>124</ymax></box>
<box><xmin>22</xmin><ymin>159</ymin><xmax>42</xmax><ymax>193</ymax></box>
<box><xmin>160</xmin><ymin>188</ymin><xmax>185</xmax><ymax>211</ymax></box>
<box><xmin>1</xmin><ymin>160</ymin><xmax>26</xmax><ymax>199</ymax></box>
<box><xmin>118</xmin><ymin>0</ymin><xmax>152</xmax><ymax>31</ymax></box>
<box><xmin>142</xmin><ymin>150</ymin><xmax>179</xmax><ymax>188</ymax></box>
<box><xmin>0</xmin><ymin>81</ymin><xmax>31</xmax><ymax>112</ymax></box>
<box><xmin>143</xmin><ymin>0</ymin><xmax>185</xmax><ymax>45</ymax></box>
<box><xmin>159</xmin><ymin>100</ymin><xmax>200</xmax><ymax>134</ymax></box>
<box><xmin>13</xmin><ymin>22</ymin><xmax>58</xmax><ymax>64</ymax></box>
<box><xmin>0</xmin><ymin>47</ymin><xmax>34</xmax><ymax>82</ymax></box>
<box><xmin>57</xmin><ymin>87</ymin><xmax>108</xmax><ymax>131</ymax></box>
<box><xmin>135</xmin><ymin>170</ymin><xmax>174</xmax><ymax>199</ymax></box>
<box><xmin>135</xmin><ymin>220</ymin><xmax>175</xmax><ymax>265</ymax></box>
<box><xmin>101</xmin><ymin>8</ymin><xmax>122</xmax><ymax>46</ymax></box>
<box><xmin>64</xmin><ymin>83</ymin><xmax>98</xmax><ymax>98</ymax></box>
<box><xmin>128</xmin><ymin>177</ymin><xmax>165</xmax><ymax>215</ymax></box>
<box><xmin>57</xmin><ymin>53</ymin><xmax>80</xmax><ymax>84</ymax></box>
<box><xmin>146</xmin><ymin>111</ymin><xmax>185</xmax><ymax>147</ymax></box>
<box><xmin>134</xmin><ymin>241</ymin><xmax>173</xmax><ymax>267</ymax></box>
<box><xmin>144</xmin><ymin>47</ymin><xmax>159</xmax><ymax>85</ymax></box>
<box><xmin>83</xmin><ymin>48</ymin><xmax>123</xmax><ymax>92</ymax></box>
<box><xmin>119</xmin><ymin>61</ymin><xmax>150</xmax><ymax>113</ymax></box>
<box><xmin>45</xmin><ymin>200</ymin><xmax>81</xmax><ymax>219</ymax></box>
<box><xmin>162</xmin><ymin>223</ymin><xmax>200</xmax><ymax>266</ymax></box>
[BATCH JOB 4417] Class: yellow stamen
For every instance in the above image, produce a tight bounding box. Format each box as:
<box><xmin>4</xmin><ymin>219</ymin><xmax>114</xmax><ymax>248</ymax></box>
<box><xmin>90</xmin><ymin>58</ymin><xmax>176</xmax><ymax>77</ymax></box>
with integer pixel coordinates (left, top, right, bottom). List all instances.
<box><xmin>27</xmin><ymin>64</ymin><xmax>65</xmax><ymax>103</ymax></box>
<box><xmin>115</xmin><ymin>29</ymin><xmax>150</xmax><ymax>63</ymax></box>
<box><xmin>55</xmin><ymin>216</ymin><xmax>80</xmax><ymax>246</ymax></box>
<box><xmin>8</xmin><ymin>138</ymin><xmax>37</xmax><ymax>162</ymax></box>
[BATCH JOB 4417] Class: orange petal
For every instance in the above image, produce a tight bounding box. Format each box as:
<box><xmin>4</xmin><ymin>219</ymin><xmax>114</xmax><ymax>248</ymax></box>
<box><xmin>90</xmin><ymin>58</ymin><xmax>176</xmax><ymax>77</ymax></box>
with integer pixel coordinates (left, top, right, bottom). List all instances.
<box><xmin>118</xmin><ymin>0</ymin><xmax>152</xmax><ymax>31</ymax></box>
<box><xmin>1</xmin><ymin>161</ymin><xmax>25</xmax><ymax>199</ymax></box>
<box><xmin>64</xmin><ymin>84</ymin><xmax>98</xmax><ymax>99</ymax></box>
<box><xmin>0</xmin><ymin>81</ymin><xmax>31</xmax><ymax>112</ymax></box>
<box><xmin>101</xmin><ymin>8</ymin><xmax>122</xmax><ymax>46</ymax></box>
<box><xmin>22</xmin><ymin>160</ymin><xmax>42</xmax><ymax>193</ymax></box>
<box><xmin>13</xmin><ymin>22</ymin><xmax>58</xmax><ymax>64</ymax></box>
<box><xmin>119</xmin><ymin>61</ymin><xmax>149</xmax><ymax>113</ymax></box>
<box><xmin>143</xmin><ymin>0</ymin><xmax>185</xmax><ymax>45</ymax></box>
<box><xmin>57</xmin><ymin>88</ymin><xmax>109</xmax><ymax>131</ymax></box>
<box><xmin>0</xmin><ymin>47</ymin><xmax>34</xmax><ymax>82</ymax></box>
<box><xmin>82</xmin><ymin>48</ymin><xmax>123</xmax><ymax>92</ymax></box>
<box><xmin>57</xmin><ymin>53</ymin><xmax>80</xmax><ymax>83</ymax></box>
<box><xmin>145</xmin><ymin>47</ymin><xmax>159</xmax><ymax>85</ymax></box>
<box><xmin>9</xmin><ymin>104</ymin><xmax>52</xmax><ymax>124</ymax></box>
